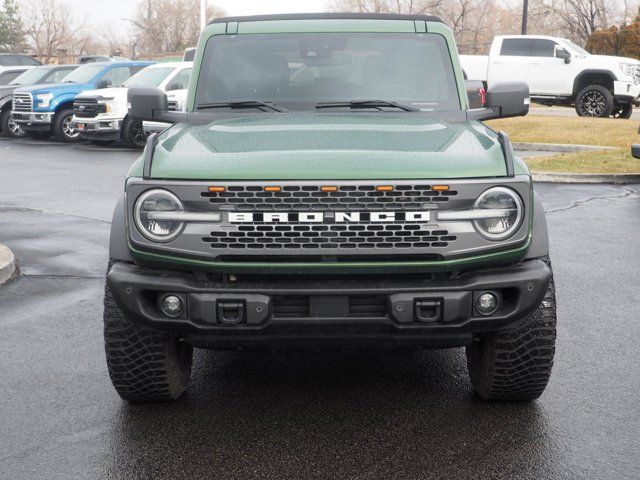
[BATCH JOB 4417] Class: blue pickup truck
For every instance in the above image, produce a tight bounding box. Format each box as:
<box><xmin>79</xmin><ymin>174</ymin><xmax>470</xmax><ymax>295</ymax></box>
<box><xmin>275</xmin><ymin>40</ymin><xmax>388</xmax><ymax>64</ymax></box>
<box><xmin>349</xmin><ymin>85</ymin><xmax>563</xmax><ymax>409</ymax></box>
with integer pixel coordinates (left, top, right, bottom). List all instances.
<box><xmin>11</xmin><ymin>61</ymin><xmax>153</xmax><ymax>142</ymax></box>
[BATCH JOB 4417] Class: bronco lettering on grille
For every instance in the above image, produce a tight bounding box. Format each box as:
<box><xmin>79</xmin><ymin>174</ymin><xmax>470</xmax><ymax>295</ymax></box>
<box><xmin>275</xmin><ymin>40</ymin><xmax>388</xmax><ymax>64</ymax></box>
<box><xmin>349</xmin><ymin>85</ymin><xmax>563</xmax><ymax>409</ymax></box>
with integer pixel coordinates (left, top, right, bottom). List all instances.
<box><xmin>228</xmin><ymin>211</ymin><xmax>431</xmax><ymax>223</ymax></box>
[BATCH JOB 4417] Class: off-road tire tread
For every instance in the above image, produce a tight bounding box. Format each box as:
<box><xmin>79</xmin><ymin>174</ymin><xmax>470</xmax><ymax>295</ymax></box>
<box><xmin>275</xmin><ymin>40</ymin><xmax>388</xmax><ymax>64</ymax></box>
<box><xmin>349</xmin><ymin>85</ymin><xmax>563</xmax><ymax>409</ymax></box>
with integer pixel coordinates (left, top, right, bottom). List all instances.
<box><xmin>466</xmin><ymin>256</ymin><xmax>556</xmax><ymax>402</ymax></box>
<box><xmin>575</xmin><ymin>85</ymin><xmax>614</xmax><ymax>118</ymax></box>
<box><xmin>104</xmin><ymin>261</ymin><xmax>193</xmax><ymax>402</ymax></box>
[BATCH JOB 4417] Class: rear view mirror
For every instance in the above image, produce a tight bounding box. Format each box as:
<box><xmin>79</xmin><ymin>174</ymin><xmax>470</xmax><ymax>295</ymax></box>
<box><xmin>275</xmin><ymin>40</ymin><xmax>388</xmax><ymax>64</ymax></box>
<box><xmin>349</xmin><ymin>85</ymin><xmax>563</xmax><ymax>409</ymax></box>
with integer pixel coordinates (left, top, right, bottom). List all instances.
<box><xmin>97</xmin><ymin>79</ymin><xmax>111</xmax><ymax>89</ymax></box>
<box><xmin>468</xmin><ymin>82</ymin><xmax>529</xmax><ymax>121</ymax></box>
<box><xmin>128</xmin><ymin>86</ymin><xmax>168</xmax><ymax>121</ymax></box>
<box><xmin>167</xmin><ymin>82</ymin><xmax>183</xmax><ymax>91</ymax></box>
<box><xmin>465</xmin><ymin>80</ymin><xmax>486</xmax><ymax>109</ymax></box>
<box><xmin>632</xmin><ymin>144</ymin><xmax>640</xmax><ymax>159</ymax></box>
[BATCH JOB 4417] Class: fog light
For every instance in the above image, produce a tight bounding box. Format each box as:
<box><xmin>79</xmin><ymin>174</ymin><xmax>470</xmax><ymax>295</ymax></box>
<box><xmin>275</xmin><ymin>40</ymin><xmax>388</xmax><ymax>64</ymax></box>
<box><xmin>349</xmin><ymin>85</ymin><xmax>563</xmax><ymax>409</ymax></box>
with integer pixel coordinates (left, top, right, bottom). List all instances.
<box><xmin>161</xmin><ymin>294</ymin><xmax>183</xmax><ymax>317</ymax></box>
<box><xmin>477</xmin><ymin>293</ymin><xmax>498</xmax><ymax>316</ymax></box>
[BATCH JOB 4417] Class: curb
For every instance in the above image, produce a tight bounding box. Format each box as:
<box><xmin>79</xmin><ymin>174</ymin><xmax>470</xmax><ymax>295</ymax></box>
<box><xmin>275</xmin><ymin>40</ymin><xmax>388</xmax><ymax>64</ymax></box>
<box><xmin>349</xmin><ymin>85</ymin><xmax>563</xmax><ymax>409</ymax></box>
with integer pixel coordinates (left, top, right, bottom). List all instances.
<box><xmin>0</xmin><ymin>244</ymin><xmax>16</xmax><ymax>287</ymax></box>
<box><xmin>532</xmin><ymin>172</ymin><xmax>640</xmax><ymax>184</ymax></box>
<box><xmin>512</xmin><ymin>142</ymin><xmax>617</xmax><ymax>153</ymax></box>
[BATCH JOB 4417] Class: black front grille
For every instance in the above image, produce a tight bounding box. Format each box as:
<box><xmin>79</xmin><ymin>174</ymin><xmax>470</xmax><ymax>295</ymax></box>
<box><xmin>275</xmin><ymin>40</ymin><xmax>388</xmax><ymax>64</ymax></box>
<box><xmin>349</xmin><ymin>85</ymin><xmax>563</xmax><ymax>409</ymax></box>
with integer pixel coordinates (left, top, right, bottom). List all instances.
<box><xmin>202</xmin><ymin>184</ymin><xmax>458</xmax><ymax>212</ymax></box>
<box><xmin>272</xmin><ymin>296</ymin><xmax>310</xmax><ymax>317</ymax></box>
<box><xmin>73</xmin><ymin>99</ymin><xmax>101</xmax><ymax>118</ymax></box>
<box><xmin>203</xmin><ymin>224</ymin><xmax>456</xmax><ymax>251</ymax></box>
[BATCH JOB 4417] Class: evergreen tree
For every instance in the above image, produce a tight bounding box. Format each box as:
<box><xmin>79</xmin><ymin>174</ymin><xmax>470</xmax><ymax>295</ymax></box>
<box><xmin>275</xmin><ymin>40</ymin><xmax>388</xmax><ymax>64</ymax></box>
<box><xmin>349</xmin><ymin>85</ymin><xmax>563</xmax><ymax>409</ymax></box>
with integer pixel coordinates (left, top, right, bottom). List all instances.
<box><xmin>0</xmin><ymin>0</ymin><xmax>24</xmax><ymax>53</ymax></box>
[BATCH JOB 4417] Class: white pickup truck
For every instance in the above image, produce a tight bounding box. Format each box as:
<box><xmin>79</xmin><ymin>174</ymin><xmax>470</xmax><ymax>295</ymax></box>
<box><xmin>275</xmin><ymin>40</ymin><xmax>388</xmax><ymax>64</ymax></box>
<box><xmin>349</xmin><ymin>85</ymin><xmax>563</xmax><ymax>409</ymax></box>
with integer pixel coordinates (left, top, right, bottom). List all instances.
<box><xmin>461</xmin><ymin>35</ymin><xmax>640</xmax><ymax>118</ymax></box>
<box><xmin>72</xmin><ymin>62</ymin><xmax>192</xmax><ymax>147</ymax></box>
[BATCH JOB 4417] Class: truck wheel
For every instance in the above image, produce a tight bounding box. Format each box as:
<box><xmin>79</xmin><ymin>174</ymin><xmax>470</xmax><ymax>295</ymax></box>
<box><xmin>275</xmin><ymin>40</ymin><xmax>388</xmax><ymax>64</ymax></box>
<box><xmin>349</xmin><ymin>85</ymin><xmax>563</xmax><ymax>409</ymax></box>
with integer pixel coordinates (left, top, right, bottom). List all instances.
<box><xmin>466</xmin><ymin>256</ymin><xmax>556</xmax><ymax>402</ymax></box>
<box><xmin>104</xmin><ymin>261</ymin><xmax>193</xmax><ymax>402</ymax></box>
<box><xmin>1</xmin><ymin>110</ymin><xmax>26</xmax><ymax>138</ymax></box>
<box><xmin>575</xmin><ymin>85</ymin><xmax>614</xmax><ymax>117</ymax></box>
<box><xmin>52</xmin><ymin>108</ymin><xmax>82</xmax><ymax>143</ymax></box>
<box><xmin>611</xmin><ymin>103</ymin><xmax>633</xmax><ymax>119</ymax></box>
<box><xmin>122</xmin><ymin>117</ymin><xmax>148</xmax><ymax>148</ymax></box>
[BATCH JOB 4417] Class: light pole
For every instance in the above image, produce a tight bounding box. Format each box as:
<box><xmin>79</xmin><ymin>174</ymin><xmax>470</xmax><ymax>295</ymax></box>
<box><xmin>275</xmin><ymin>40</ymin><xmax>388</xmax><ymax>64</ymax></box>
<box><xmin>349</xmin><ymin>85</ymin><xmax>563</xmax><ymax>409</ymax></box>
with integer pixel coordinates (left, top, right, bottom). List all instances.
<box><xmin>521</xmin><ymin>0</ymin><xmax>529</xmax><ymax>35</ymax></box>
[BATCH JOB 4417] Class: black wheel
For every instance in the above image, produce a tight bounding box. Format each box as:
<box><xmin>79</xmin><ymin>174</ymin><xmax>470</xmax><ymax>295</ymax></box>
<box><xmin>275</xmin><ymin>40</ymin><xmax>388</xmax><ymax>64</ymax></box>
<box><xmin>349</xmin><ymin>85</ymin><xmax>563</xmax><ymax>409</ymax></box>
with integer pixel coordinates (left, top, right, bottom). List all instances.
<box><xmin>575</xmin><ymin>85</ymin><xmax>614</xmax><ymax>117</ymax></box>
<box><xmin>466</xmin><ymin>256</ymin><xmax>556</xmax><ymax>402</ymax></box>
<box><xmin>104</xmin><ymin>261</ymin><xmax>193</xmax><ymax>402</ymax></box>
<box><xmin>122</xmin><ymin>117</ymin><xmax>148</xmax><ymax>148</ymax></box>
<box><xmin>1</xmin><ymin>109</ymin><xmax>26</xmax><ymax>138</ymax></box>
<box><xmin>90</xmin><ymin>139</ymin><xmax>115</xmax><ymax>147</ymax></box>
<box><xmin>52</xmin><ymin>108</ymin><xmax>82</xmax><ymax>143</ymax></box>
<box><xmin>611</xmin><ymin>103</ymin><xmax>633</xmax><ymax>119</ymax></box>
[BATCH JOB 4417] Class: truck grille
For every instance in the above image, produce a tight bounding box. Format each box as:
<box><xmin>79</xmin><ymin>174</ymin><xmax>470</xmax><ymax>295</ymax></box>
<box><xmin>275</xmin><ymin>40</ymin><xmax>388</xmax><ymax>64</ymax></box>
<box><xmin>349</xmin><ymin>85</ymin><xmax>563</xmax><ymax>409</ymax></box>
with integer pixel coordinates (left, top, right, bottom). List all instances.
<box><xmin>12</xmin><ymin>93</ymin><xmax>32</xmax><ymax>112</ymax></box>
<box><xmin>202</xmin><ymin>184</ymin><xmax>458</xmax><ymax>212</ymax></box>
<box><xmin>203</xmin><ymin>225</ymin><xmax>456</xmax><ymax>251</ymax></box>
<box><xmin>168</xmin><ymin>100</ymin><xmax>179</xmax><ymax>111</ymax></box>
<box><xmin>74</xmin><ymin>99</ymin><xmax>99</xmax><ymax>118</ymax></box>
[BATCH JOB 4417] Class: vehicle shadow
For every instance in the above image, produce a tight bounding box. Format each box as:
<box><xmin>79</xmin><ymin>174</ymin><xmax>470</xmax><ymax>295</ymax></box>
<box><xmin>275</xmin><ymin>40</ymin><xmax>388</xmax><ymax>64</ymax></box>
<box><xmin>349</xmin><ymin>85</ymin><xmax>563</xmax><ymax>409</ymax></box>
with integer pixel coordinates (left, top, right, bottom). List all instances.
<box><xmin>104</xmin><ymin>349</ymin><xmax>557</xmax><ymax>479</ymax></box>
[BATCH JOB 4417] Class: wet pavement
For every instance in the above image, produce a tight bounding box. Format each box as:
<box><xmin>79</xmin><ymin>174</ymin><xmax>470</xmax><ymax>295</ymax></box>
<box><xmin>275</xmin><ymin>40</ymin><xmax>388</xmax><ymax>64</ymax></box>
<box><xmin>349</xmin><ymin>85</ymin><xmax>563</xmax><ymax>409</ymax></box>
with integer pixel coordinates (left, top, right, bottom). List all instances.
<box><xmin>1</xmin><ymin>137</ymin><xmax>639</xmax><ymax>479</ymax></box>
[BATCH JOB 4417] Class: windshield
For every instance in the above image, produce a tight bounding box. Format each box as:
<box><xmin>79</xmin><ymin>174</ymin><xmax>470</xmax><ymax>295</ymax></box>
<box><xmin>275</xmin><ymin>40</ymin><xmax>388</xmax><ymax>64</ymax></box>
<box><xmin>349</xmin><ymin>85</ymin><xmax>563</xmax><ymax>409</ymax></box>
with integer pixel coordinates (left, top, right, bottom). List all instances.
<box><xmin>10</xmin><ymin>67</ymin><xmax>50</xmax><ymax>85</ymax></box>
<box><xmin>61</xmin><ymin>63</ymin><xmax>105</xmax><ymax>83</ymax></box>
<box><xmin>195</xmin><ymin>32</ymin><xmax>461</xmax><ymax>112</ymax></box>
<box><xmin>124</xmin><ymin>66</ymin><xmax>175</xmax><ymax>87</ymax></box>
<box><xmin>565</xmin><ymin>40</ymin><xmax>589</xmax><ymax>56</ymax></box>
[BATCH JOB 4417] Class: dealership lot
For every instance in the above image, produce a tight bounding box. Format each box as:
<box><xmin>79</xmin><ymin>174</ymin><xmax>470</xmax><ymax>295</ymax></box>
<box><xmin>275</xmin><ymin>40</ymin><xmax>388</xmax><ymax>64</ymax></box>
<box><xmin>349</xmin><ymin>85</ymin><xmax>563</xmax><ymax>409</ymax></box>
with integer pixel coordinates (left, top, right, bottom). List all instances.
<box><xmin>1</xmin><ymin>138</ymin><xmax>639</xmax><ymax>479</ymax></box>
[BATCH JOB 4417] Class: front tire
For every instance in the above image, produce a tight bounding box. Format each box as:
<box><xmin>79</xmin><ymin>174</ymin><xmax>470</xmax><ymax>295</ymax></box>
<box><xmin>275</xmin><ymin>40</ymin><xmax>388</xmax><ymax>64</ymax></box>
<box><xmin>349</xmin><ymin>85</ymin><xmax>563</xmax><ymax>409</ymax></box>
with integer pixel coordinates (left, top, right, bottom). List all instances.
<box><xmin>104</xmin><ymin>262</ymin><xmax>193</xmax><ymax>402</ymax></box>
<box><xmin>466</xmin><ymin>257</ymin><xmax>556</xmax><ymax>402</ymax></box>
<box><xmin>575</xmin><ymin>85</ymin><xmax>614</xmax><ymax>117</ymax></box>
<box><xmin>1</xmin><ymin>110</ymin><xmax>26</xmax><ymax>138</ymax></box>
<box><xmin>52</xmin><ymin>108</ymin><xmax>82</xmax><ymax>143</ymax></box>
<box><xmin>122</xmin><ymin>117</ymin><xmax>148</xmax><ymax>148</ymax></box>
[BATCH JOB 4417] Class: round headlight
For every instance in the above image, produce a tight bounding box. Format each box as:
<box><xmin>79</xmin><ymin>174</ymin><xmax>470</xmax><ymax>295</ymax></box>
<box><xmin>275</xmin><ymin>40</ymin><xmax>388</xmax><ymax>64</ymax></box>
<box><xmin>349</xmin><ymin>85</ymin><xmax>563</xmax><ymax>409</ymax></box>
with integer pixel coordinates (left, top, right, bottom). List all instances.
<box><xmin>473</xmin><ymin>187</ymin><xmax>524</xmax><ymax>240</ymax></box>
<box><xmin>134</xmin><ymin>189</ymin><xmax>184</xmax><ymax>242</ymax></box>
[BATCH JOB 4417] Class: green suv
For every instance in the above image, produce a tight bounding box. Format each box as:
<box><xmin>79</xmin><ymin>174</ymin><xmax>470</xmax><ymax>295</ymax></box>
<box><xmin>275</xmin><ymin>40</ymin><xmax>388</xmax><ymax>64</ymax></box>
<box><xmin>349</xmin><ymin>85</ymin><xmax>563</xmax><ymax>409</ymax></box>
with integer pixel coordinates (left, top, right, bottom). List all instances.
<box><xmin>104</xmin><ymin>13</ymin><xmax>556</xmax><ymax>403</ymax></box>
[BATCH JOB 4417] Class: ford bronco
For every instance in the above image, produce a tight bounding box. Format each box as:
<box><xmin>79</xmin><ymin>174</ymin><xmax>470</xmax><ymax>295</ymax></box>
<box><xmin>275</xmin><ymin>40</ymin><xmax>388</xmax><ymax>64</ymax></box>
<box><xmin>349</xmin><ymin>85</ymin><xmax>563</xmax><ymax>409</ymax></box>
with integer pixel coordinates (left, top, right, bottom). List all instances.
<box><xmin>105</xmin><ymin>13</ymin><xmax>556</xmax><ymax>403</ymax></box>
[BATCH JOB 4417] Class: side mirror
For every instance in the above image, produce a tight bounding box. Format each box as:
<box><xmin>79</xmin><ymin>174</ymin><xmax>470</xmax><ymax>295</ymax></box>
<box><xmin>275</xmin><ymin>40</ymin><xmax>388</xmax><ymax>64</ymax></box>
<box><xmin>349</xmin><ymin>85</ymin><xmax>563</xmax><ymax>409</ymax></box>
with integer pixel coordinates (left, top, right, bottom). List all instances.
<box><xmin>632</xmin><ymin>144</ymin><xmax>640</xmax><ymax>159</ymax></box>
<box><xmin>556</xmin><ymin>47</ymin><xmax>572</xmax><ymax>64</ymax></box>
<box><xmin>465</xmin><ymin>80</ymin><xmax>486</xmax><ymax>109</ymax></box>
<box><xmin>97</xmin><ymin>79</ymin><xmax>111</xmax><ymax>89</ymax></box>
<box><xmin>128</xmin><ymin>86</ymin><xmax>168</xmax><ymax>121</ymax></box>
<box><xmin>468</xmin><ymin>82</ymin><xmax>529</xmax><ymax>121</ymax></box>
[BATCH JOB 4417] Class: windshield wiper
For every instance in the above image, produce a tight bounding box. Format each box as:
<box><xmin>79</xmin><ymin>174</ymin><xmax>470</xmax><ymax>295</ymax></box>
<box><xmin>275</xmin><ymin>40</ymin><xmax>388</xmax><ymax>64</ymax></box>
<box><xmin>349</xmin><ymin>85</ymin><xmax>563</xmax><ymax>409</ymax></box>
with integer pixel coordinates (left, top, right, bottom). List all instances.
<box><xmin>197</xmin><ymin>101</ymin><xmax>289</xmax><ymax>113</ymax></box>
<box><xmin>316</xmin><ymin>100</ymin><xmax>419</xmax><ymax>112</ymax></box>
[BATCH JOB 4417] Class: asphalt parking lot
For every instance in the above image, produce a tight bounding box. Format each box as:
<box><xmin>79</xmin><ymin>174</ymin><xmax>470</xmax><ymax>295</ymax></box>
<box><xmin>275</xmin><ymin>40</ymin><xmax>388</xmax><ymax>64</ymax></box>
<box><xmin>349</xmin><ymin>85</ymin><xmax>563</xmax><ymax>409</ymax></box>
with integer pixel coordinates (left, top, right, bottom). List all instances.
<box><xmin>1</xmin><ymin>137</ymin><xmax>639</xmax><ymax>480</ymax></box>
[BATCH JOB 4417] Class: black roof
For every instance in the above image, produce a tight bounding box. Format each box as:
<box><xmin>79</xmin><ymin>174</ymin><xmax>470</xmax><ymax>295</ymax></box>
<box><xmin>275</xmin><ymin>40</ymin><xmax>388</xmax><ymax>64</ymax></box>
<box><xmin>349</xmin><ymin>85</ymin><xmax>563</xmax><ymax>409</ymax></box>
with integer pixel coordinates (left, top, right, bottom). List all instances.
<box><xmin>210</xmin><ymin>12</ymin><xmax>443</xmax><ymax>25</ymax></box>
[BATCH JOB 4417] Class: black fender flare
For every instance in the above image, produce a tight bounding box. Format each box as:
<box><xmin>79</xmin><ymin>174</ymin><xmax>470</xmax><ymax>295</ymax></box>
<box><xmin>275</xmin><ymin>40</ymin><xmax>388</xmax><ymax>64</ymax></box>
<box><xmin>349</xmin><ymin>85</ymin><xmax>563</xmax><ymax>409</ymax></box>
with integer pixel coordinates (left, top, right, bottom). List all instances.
<box><xmin>526</xmin><ymin>193</ymin><xmax>550</xmax><ymax>260</ymax></box>
<box><xmin>109</xmin><ymin>195</ymin><xmax>134</xmax><ymax>262</ymax></box>
<box><xmin>572</xmin><ymin>69</ymin><xmax>617</xmax><ymax>96</ymax></box>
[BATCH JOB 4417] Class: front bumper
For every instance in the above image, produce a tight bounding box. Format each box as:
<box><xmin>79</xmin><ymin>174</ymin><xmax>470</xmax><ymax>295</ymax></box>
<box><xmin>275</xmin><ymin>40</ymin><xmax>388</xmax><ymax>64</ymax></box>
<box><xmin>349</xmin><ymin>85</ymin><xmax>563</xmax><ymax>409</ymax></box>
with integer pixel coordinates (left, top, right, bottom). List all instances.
<box><xmin>11</xmin><ymin>111</ymin><xmax>54</xmax><ymax>129</ymax></box>
<box><xmin>72</xmin><ymin>116</ymin><xmax>123</xmax><ymax>141</ymax></box>
<box><xmin>614</xmin><ymin>81</ymin><xmax>640</xmax><ymax>103</ymax></box>
<box><xmin>107</xmin><ymin>259</ymin><xmax>551</xmax><ymax>350</ymax></box>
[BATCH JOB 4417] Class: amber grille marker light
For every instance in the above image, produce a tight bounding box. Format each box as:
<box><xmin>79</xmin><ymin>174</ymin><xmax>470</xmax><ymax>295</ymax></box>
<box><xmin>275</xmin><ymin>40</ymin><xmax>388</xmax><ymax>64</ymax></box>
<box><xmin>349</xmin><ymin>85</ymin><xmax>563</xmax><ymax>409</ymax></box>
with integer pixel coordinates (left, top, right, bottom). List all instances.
<box><xmin>208</xmin><ymin>186</ymin><xmax>225</xmax><ymax>193</ymax></box>
<box><xmin>432</xmin><ymin>185</ymin><xmax>450</xmax><ymax>192</ymax></box>
<box><xmin>321</xmin><ymin>186</ymin><xmax>338</xmax><ymax>192</ymax></box>
<box><xmin>376</xmin><ymin>185</ymin><xmax>394</xmax><ymax>192</ymax></box>
<box><xmin>264</xmin><ymin>186</ymin><xmax>282</xmax><ymax>192</ymax></box>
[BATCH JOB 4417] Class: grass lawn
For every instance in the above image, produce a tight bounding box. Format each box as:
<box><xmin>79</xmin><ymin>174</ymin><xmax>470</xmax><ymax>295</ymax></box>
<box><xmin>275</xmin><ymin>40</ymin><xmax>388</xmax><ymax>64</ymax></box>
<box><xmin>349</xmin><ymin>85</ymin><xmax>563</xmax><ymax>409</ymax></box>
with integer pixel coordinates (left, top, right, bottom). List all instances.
<box><xmin>486</xmin><ymin>115</ymin><xmax>640</xmax><ymax>173</ymax></box>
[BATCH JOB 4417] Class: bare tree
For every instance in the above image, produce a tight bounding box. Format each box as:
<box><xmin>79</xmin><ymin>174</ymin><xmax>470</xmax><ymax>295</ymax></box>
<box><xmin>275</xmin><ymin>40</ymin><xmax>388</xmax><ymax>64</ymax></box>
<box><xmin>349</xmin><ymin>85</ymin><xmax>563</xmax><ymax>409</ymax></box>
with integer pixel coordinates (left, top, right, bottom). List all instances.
<box><xmin>330</xmin><ymin>0</ymin><xmax>444</xmax><ymax>15</ymax></box>
<box><xmin>22</xmin><ymin>0</ymin><xmax>87</xmax><ymax>63</ymax></box>
<box><xmin>129</xmin><ymin>0</ymin><xmax>224</xmax><ymax>57</ymax></box>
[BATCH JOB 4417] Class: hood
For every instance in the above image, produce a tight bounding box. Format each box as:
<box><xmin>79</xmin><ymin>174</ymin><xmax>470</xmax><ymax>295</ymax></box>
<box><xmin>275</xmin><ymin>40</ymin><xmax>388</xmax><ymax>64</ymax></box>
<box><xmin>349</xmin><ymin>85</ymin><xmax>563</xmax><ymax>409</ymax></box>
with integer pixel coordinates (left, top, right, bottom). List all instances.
<box><xmin>591</xmin><ymin>54</ymin><xmax>640</xmax><ymax>65</ymax></box>
<box><xmin>76</xmin><ymin>86</ymin><xmax>128</xmax><ymax>101</ymax></box>
<box><xmin>134</xmin><ymin>113</ymin><xmax>517</xmax><ymax>181</ymax></box>
<box><xmin>14</xmin><ymin>82</ymin><xmax>92</xmax><ymax>97</ymax></box>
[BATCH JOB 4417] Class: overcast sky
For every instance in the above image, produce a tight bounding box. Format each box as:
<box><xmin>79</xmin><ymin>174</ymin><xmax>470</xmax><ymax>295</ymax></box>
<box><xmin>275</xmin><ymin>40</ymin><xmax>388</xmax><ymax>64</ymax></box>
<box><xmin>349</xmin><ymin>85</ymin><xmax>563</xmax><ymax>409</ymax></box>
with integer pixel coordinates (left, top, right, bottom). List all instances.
<box><xmin>60</xmin><ymin>0</ymin><xmax>331</xmax><ymax>37</ymax></box>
